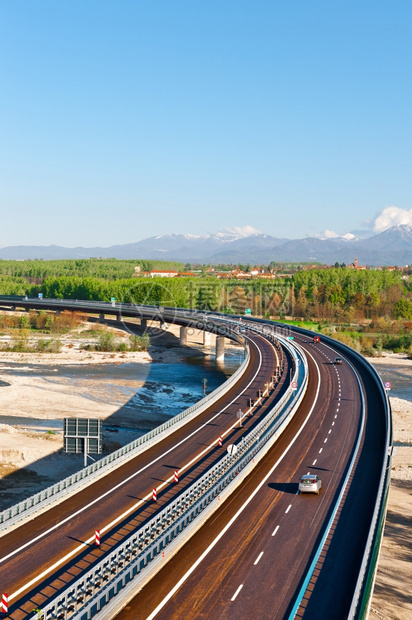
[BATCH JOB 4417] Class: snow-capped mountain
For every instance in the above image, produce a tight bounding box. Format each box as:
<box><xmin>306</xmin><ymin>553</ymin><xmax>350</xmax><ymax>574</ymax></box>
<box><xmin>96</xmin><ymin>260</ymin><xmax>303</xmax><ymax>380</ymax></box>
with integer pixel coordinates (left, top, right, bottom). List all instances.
<box><xmin>0</xmin><ymin>225</ymin><xmax>411</xmax><ymax>266</ymax></box>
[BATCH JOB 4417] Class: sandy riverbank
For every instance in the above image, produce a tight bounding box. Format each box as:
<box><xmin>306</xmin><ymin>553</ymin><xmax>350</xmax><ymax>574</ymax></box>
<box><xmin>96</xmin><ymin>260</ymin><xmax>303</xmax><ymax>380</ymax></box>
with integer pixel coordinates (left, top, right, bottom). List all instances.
<box><xmin>0</xmin><ymin>320</ymin><xmax>239</xmax><ymax>505</ymax></box>
<box><xmin>366</xmin><ymin>354</ymin><xmax>412</xmax><ymax>620</ymax></box>
<box><xmin>0</xmin><ymin>342</ymin><xmax>410</xmax><ymax>617</ymax></box>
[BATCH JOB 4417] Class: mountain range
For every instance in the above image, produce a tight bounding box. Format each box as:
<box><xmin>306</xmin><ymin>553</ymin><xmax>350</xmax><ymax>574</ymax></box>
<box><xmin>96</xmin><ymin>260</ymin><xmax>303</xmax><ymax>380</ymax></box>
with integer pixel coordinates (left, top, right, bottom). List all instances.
<box><xmin>0</xmin><ymin>225</ymin><xmax>411</xmax><ymax>267</ymax></box>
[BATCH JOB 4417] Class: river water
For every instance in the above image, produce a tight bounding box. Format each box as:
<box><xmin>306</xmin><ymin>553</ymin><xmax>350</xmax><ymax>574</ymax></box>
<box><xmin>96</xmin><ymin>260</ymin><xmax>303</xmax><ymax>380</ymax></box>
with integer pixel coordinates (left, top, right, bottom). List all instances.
<box><xmin>0</xmin><ymin>348</ymin><xmax>244</xmax><ymax>435</ymax></box>
<box><xmin>369</xmin><ymin>362</ymin><xmax>412</xmax><ymax>403</ymax></box>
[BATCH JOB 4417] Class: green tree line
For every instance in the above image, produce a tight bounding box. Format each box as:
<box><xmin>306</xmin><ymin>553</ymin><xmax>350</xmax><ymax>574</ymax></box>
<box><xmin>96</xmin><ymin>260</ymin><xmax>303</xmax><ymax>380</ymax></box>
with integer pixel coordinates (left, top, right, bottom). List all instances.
<box><xmin>0</xmin><ymin>263</ymin><xmax>410</xmax><ymax>322</ymax></box>
<box><xmin>0</xmin><ymin>258</ymin><xmax>184</xmax><ymax>281</ymax></box>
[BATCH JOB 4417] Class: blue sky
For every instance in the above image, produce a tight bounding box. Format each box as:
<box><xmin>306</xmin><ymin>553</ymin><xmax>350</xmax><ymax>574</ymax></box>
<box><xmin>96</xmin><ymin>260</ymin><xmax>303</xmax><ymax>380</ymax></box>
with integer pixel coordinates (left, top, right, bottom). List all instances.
<box><xmin>1</xmin><ymin>1</ymin><xmax>411</xmax><ymax>247</ymax></box>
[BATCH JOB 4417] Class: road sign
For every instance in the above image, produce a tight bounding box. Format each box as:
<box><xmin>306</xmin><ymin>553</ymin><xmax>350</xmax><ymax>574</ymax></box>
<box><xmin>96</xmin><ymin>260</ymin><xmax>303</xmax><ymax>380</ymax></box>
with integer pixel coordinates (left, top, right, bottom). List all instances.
<box><xmin>291</xmin><ymin>381</ymin><xmax>298</xmax><ymax>390</ymax></box>
<box><xmin>64</xmin><ymin>418</ymin><xmax>102</xmax><ymax>455</ymax></box>
<box><xmin>38</xmin><ymin>293</ymin><xmax>43</xmax><ymax>299</ymax></box>
<box><xmin>384</xmin><ymin>382</ymin><xmax>392</xmax><ymax>390</ymax></box>
<box><xmin>287</xmin><ymin>336</ymin><xmax>294</xmax><ymax>341</ymax></box>
<box><xmin>245</xmin><ymin>308</ymin><xmax>252</xmax><ymax>315</ymax></box>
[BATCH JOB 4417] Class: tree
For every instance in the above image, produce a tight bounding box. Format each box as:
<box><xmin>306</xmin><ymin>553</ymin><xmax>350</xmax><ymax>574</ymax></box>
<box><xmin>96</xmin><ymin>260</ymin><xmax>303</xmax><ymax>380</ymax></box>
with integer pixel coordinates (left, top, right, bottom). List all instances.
<box><xmin>394</xmin><ymin>299</ymin><xmax>412</xmax><ymax>320</ymax></box>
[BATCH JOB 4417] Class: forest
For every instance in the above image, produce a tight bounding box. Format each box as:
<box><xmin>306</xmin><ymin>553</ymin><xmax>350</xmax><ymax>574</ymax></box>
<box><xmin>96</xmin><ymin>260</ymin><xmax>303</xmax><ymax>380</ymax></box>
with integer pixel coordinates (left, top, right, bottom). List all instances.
<box><xmin>0</xmin><ymin>259</ymin><xmax>411</xmax><ymax>355</ymax></box>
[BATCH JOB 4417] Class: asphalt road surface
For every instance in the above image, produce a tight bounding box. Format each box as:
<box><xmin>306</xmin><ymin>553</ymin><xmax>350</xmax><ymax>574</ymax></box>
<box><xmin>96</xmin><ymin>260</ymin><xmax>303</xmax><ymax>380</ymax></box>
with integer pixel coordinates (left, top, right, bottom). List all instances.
<box><xmin>115</xmin><ymin>333</ymin><xmax>386</xmax><ymax>620</ymax></box>
<box><xmin>0</xmin><ymin>329</ymin><xmax>291</xmax><ymax>619</ymax></box>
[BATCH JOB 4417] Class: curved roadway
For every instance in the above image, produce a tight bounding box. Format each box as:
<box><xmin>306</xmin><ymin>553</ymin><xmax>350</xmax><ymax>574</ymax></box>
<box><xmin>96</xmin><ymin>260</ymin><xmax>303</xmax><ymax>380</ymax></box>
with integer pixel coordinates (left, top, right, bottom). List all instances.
<box><xmin>0</xmin><ymin>327</ymin><xmax>289</xmax><ymax>619</ymax></box>
<box><xmin>0</xmin><ymin>299</ymin><xmax>387</xmax><ymax>620</ymax></box>
<box><xmin>115</xmin><ymin>330</ymin><xmax>386</xmax><ymax>620</ymax></box>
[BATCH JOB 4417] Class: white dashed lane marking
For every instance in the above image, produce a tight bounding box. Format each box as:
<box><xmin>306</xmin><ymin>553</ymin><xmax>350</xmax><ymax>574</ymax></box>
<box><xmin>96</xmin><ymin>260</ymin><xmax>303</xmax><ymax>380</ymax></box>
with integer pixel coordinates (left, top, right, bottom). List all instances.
<box><xmin>231</xmin><ymin>585</ymin><xmax>243</xmax><ymax>601</ymax></box>
<box><xmin>254</xmin><ymin>552</ymin><xmax>264</xmax><ymax>565</ymax></box>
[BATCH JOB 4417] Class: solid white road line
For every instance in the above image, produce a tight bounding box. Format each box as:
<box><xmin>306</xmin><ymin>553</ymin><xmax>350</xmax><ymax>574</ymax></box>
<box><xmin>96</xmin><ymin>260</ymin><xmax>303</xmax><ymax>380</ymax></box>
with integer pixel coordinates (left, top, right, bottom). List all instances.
<box><xmin>145</xmin><ymin>349</ymin><xmax>322</xmax><ymax>620</ymax></box>
<box><xmin>6</xmin><ymin>334</ymin><xmax>283</xmax><ymax>601</ymax></box>
<box><xmin>2</xmin><ymin>337</ymin><xmax>267</xmax><ymax>570</ymax></box>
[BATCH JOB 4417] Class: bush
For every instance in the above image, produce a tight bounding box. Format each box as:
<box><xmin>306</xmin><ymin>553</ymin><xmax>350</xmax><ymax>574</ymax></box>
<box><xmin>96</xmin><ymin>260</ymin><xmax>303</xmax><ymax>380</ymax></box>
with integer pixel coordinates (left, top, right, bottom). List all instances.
<box><xmin>36</xmin><ymin>339</ymin><xmax>62</xmax><ymax>353</ymax></box>
<box><xmin>129</xmin><ymin>334</ymin><xmax>150</xmax><ymax>351</ymax></box>
<box><xmin>97</xmin><ymin>332</ymin><xmax>118</xmax><ymax>352</ymax></box>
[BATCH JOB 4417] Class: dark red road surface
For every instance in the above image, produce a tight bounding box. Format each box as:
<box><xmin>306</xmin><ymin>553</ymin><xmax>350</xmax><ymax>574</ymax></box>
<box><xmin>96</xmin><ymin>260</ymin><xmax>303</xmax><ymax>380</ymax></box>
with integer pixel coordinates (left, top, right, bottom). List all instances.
<box><xmin>0</xmin><ymin>300</ymin><xmax>387</xmax><ymax>620</ymax></box>
<box><xmin>0</xmin><ymin>330</ymin><xmax>290</xmax><ymax>619</ymax></box>
<box><xmin>115</xmin><ymin>333</ymin><xmax>386</xmax><ymax>620</ymax></box>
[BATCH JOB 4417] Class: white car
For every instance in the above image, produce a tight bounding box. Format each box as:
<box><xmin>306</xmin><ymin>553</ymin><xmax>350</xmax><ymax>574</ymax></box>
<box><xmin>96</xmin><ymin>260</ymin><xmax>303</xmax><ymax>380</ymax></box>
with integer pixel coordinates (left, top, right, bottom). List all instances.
<box><xmin>298</xmin><ymin>474</ymin><xmax>322</xmax><ymax>494</ymax></box>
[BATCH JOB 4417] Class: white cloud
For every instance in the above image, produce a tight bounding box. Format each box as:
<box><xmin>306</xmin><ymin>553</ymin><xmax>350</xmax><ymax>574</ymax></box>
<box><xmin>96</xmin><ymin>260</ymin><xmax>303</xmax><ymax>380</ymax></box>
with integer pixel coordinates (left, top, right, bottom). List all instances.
<box><xmin>218</xmin><ymin>225</ymin><xmax>262</xmax><ymax>238</ymax></box>
<box><xmin>322</xmin><ymin>229</ymin><xmax>340</xmax><ymax>238</ymax></box>
<box><xmin>312</xmin><ymin>230</ymin><xmax>357</xmax><ymax>241</ymax></box>
<box><xmin>373</xmin><ymin>206</ymin><xmax>412</xmax><ymax>232</ymax></box>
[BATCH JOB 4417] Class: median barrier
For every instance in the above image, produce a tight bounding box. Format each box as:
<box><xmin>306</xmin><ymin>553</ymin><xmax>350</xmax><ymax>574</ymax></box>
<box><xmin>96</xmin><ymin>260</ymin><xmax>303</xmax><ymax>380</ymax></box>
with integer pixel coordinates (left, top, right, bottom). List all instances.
<box><xmin>0</xmin><ymin>315</ymin><xmax>250</xmax><ymax>532</ymax></box>
<box><xmin>28</xmin><ymin>336</ymin><xmax>308</xmax><ymax>620</ymax></box>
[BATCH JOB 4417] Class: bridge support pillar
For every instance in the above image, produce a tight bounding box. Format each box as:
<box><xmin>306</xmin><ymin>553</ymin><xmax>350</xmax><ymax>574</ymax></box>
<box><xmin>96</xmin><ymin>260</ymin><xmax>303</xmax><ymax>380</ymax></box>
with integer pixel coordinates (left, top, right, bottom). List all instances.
<box><xmin>116</xmin><ymin>314</ymin><xmax>122</xmax><ymax>323</ymax></box>
<box><xmin>216</xmin><ymin>336</ymin><xmax>225</xmax><ymax>361</ymax></box>
<box><xmin>180</xmin><ymin>326</ymin><xmax>188</xmax><ymax>346</ymax></box>
<box><xmin>141</xmin><ymin>319</ymin><xmax>147</xmax><ymax>330</ymax></box>
<box><xmin>55</xmin><ymin>309</ymin><xmax>60</xmax><ymax>316</ymax></box>
<box><xmin>99</xmin><ymin>313</ymin><xmax>105</xmax><ymax>323</ymax></box>
<box><xmin>203</xmin><ymin>331</ymin><xmax>212</xmax><ymax>346</ymax></box>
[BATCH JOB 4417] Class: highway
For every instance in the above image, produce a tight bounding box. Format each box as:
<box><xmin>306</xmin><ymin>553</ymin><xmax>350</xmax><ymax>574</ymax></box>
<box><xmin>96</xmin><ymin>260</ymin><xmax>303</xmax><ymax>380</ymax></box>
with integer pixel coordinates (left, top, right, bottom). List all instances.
<box><xmin>0</xmin><ymin>298</ymin><xmax>389</xmax><ymax>619</ymax></box>
<box><xmin>115</xmin><ymin>331</ymin><xmax>387</xmax><ymax>620</ymax></box>
<box><xmin>0</xmin><ymin>318</ymin><xmax>290</xmax><ymax>619</ymax></box>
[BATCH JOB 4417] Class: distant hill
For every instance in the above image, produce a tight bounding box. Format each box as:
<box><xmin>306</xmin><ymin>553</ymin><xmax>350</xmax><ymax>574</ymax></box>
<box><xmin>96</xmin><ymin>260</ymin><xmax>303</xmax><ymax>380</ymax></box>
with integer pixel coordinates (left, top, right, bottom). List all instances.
<box><xmin>0</xmin><ymin>225</ymin><xmax>411</xmax><ymax>266</ymax></box>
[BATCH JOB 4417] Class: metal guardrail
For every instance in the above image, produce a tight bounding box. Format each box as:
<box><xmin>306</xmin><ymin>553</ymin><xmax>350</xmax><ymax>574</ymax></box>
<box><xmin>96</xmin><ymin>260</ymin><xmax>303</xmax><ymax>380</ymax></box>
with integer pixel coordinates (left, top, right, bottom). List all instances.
<box><xmin>0</xmin><ymin>320</ymin><xmax>250</xmax><ymax>531</ymax></box>
<box><xmin>263</xmin><ymin>321</ymin><xmax>392</xmax><ymax>620</ymax></box>
<box><xmin>29</xmin><ymin>335</ymin><xmax>307</xmax><ymax>620</ymax></box>
<box><xmin>345</xmin><ymin>351</ymin><xmax>392</xmax><ymax>619</ymax></box>
<box><xmin>0</xmin><ymin>300</ymin><xmax>390</xmax><ymax>620</ymax></box>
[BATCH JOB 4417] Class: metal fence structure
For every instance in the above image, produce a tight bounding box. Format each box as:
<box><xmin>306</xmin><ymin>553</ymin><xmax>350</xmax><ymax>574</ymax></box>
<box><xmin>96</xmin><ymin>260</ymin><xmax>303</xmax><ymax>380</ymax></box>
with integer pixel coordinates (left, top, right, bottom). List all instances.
<box><xmin>265</xmin><ymin>321</ymin><xmax>393</xmax><ymax>620</ymax></box>
<box><xmin>0</xmin><ymin>332</ymin><xmax>250</xmax><ymax>531</ymax></box>
<box><xmin>28</xmin><ymin>335</ymin><xmax>307</xmax><ymax>620</ymax></box>
<box><xmin>0</xmin><ymin>298</ymin><xmax>391</xmax><ymax>620</ymax></box>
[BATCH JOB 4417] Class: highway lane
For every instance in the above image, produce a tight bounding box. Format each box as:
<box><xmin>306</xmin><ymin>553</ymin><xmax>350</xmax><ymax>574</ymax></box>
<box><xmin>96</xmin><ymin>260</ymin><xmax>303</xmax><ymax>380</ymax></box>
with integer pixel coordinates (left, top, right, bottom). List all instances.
<box><xmin>292</xmin><ymin>340</ymin><xmax>388</xmax><ymax>619</ymax></box>
<box><xmin>115</xmin><ymin>335</ymin><xmax>365</xmax><ymax>619</ymax></box>
<box><xmin>0</xmin><ymin>330</ymin><xmax>291</xmax><ymax>618</ymax></box>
